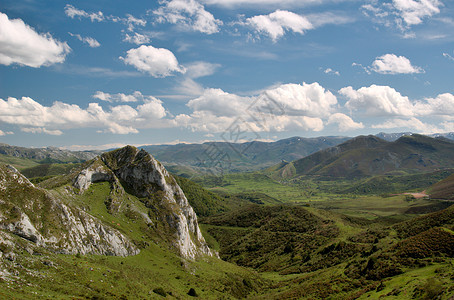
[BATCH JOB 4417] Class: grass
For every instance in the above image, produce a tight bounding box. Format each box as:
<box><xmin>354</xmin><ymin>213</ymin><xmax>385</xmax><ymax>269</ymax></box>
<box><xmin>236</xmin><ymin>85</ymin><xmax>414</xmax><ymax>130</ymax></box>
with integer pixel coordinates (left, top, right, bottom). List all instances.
<box><xmin>358</xmin><ymin>262</ymin><xmax>454</xmax><ymax>299</ymax></box>
<box><xmin>197</xmin><ymin>172</ymin><xmax>447</xmax><ymax>220</ymax></box>
<box><xmin>1</xmin><ymin>177</ymin><xmax>265</xmax><ymax>299</ymax></box>
<box><xmin>0</xmin><ymin>153</ymin><xmax>40</xmax><ymax>170</ymax></box>
<box><xmin>0</xmin><ymin>242</ymin><xmax>263</xmax><ymax>299</ymax></box>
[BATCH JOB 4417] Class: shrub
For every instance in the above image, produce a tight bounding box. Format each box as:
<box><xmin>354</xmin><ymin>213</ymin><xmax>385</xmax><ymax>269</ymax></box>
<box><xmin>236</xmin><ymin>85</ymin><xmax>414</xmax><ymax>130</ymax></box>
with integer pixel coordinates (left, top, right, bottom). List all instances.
<box><xmin>187</xmin><ymin>288</ymin><xmax>198</xmax><ymax>297</ymax></box>
<box><xmin>153</xmin><ymin>287</ymin><xmax>166</xmax><ymax>297</ymax></box>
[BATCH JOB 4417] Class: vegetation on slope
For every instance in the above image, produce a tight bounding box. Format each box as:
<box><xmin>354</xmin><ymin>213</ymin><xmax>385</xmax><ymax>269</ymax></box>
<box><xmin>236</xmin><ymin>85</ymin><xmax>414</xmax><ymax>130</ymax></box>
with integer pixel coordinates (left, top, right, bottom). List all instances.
<box><xmin>268</xmin><ymin>134</ymin><xmax>454</xmax><ymax>180</ymax></box>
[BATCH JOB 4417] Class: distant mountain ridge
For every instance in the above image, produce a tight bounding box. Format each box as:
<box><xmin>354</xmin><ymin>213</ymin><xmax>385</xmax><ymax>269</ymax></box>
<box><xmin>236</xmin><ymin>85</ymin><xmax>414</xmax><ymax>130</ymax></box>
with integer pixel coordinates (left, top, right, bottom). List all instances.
<box><xmin>268</xmin><ymin>134</ymin><xmax>454</xmax><ymax>179</ymax></box>
<box><xmin>376</xmin><ymin>132</ymin><xmax>454</xmax><ymax>141</ymax></box>
<box><xmin>0</xmin><ymin>143</ymin><xmax>100</xmax><ymax>163</ymax></box>
<box><xmin>140</xmin><ymin>136</ymin><xmax>350</xmax><ymax>174</ymax></box>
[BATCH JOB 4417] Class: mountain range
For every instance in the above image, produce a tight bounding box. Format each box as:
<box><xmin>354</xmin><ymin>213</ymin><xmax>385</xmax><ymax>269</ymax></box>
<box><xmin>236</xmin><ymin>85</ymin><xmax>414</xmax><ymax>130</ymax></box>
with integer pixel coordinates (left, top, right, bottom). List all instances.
<box><xmin>0</xmin><ymin>142</ymin><xmax>454</xmax><ymax>298</ymax></box>
<box><xmin>267</xmin><ymin>134</ymin><xmax>454</xmax><ymax>180</ymax></box>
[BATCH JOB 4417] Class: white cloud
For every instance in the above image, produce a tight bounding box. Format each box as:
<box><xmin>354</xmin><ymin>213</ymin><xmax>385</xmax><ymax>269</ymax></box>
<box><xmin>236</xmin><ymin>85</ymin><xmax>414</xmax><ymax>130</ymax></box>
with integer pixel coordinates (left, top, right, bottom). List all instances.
<box><xmin>64</xmin><ymin>4</ymin><xmax>104</xmax><ymax>22</ymax></box>
<box><xmin>306</xmin><ymin>12</ymin><xmax>354</xmax><ymax>27</ymax></box>
<box><xmin>120</xmin><ymin>45</ymin><xmax>186</xmax><ymax>77</ymax></box>
<box><xmin>64</xmin><ymin>65</ymin><xmax>140</xmax><ymax>78</ymax></box>
<box><xmin>0</xmin><ymin>130</ymin><xmax>14</xmax><ymax>136</ymax></box>
<box><xmin>137</xmin><ymin>97</ymin><xmax>167</xmax><ymax>119</ymax></box>
<box><xmin>392</xmin><ymin>0</ymin><xmax>442</xmax><ymax>26</ymax></box>
<box><xmin>371</xmin><ymin>117</ymin><xmax>441</xmax><ymax>133</ymax></box>
<box><xmin>341</xmin><ymin>85</ymin><xmax>415</xmax><ymax>116</ymax></box>
<box><xmin>324</xmin><ymin>68</ymin><xmax>340</xmax><ymax>76</ymax></box>
<box><xmin>186</xmin><ymin>88</ymin><xmax>250</xmax><ymax>117</ymax></box>
<box><xmin>123</xmin><ymin>32</ymin><xmax>151</xmax><ymax>45</ymax></box>
<box><xmin>185</xmin><ymin>61</ymin><xmax>221</xmax><ymax>78</ymax></box>
<box><xmin>200</xmin><ymin>0</ymin><xmax>323</xmax><ymax>7</ymax></box>
<box><xmin>414</xmin><ymin>93</ymin><xmax>454</xmax><ymax>116</ymax></box>
<box><xmin>93</xmin><ymin>91</ymin><xmax>144</xmax><ymax>103</ymax></box>
<box><xmin>327</xmin><ymin>113</ymin><xmax>364</xmax><ymax>131</ymax></box>
<box><xmin>175</xmin><ymin>78</ymin><xmax>205</xmax><ymax>96</ymax></box>
<box><xmin>21</xmin><ymin>127</ymin><xmax>63</xmax><ymax>135</ymax></box>
<box><xmin>177</xmin><ymin>82</ymin><xmax>339</xmax><ymax>133</ymax></box>
<box><xmin>260</xmin><ymin>82</ymin><xmax>337</xmax><ymax>117</ymax></box>
<box><xmin>68</xmin><ymin>32</ymin><xmax>100</xmax><ymax>48</ymax></box>
<box><xmin>443</xmin><ymin>52</ymin><xmax>454</xmax><ymax>61</ymax></box>
<box><xmin>0</xmin><ymin>96</ymin><xmax>168</xmax><ymax>135</ymax></box>
<box><xmin>341</xmin><ymin>85</ymin><xmax>454</xmax><ymax>122</ymax></box>
<box><xmin>362</xmin><ymin>0</ymin><xmax>443</xmax><ymax>30</ymax></box>
<box><xmin>173</xmin><ymin>62</ymin><xmax>220</xmax><ymax>96</ymax></box>
<box><xmin>153</xmin><ymin>0</ymin><xmax>223</xmax><ymax>34</ymax></box>
<box><xmin>371</xmin><ymin>54</ymin><xmax>424</xmax><ymax>74</ymax></box>
<box><xmin>108</xmin><ymin>14</ymin><xmax>146</xmax><ymax>32</ymax></box>
<box><xmin>0</xmin><ymin>12</ymin><xmax>70</xmax><ymax>68</ymax></box>
<box><xmin>246</xmin><ymin>10</ymin><xmax>313</xmax><ymax>41</ymax></box>
<box><xmin>124</xmin><ymin>14</ymin><xmax>147</xmax><ymax>31</ymax></box>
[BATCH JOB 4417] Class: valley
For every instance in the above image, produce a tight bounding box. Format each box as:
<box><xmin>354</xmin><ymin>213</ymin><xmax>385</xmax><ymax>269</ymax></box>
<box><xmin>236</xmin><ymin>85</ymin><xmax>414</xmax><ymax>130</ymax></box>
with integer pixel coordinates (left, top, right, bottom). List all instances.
<box><xmin>1</xmin><ymin>134</ymin><xmax>454</xmax><ymax>299</ymax></box>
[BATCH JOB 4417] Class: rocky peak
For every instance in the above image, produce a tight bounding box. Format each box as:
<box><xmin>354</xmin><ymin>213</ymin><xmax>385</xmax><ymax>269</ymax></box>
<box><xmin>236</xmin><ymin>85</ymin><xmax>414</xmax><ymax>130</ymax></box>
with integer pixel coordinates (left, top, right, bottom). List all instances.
<box><xmin>73</xmin><ymin>146</ymin><xmax>213</xmax><ymax>259</ymax></box>
<box><xmin>0</xmin><ymin>164</ymin><xmax>138</xmax><ymax>257</ymax></box>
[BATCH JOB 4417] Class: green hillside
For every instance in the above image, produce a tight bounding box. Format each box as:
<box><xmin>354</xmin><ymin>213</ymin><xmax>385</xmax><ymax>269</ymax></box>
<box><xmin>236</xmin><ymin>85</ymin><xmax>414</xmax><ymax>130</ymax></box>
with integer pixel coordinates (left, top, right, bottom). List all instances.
<box><xmin>141</xmin><ymin>136</ymin><xmax>350</xmax><ymax>173</ymax></box>
<box><xmin>269</xmin><ymin>134</ymin><xmax>454</xmax><ymax>180</ymax></box>
<box><xmin>1</xmin><ymin>142</ymin><xmax>454</xmax><ymax>299</ymax></box>
<box><xmin>428</xmin><ymin>173</ymin><xmax>454</xmax><ymax>200</ymax></box>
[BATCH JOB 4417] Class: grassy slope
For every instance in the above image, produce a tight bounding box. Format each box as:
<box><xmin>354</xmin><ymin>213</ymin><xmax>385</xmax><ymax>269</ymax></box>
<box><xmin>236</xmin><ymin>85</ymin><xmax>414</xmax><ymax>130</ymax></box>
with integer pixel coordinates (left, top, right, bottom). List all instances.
<box><xmin>0</xmin><ymin>153</ymin><xmax>40</xmax><ymax>170</ymax></box>
<box><xmin>0</xmin><ymin>179</ymin><xmax>265</xmax><ymax>299</ymax></box>
<box><xmin>428</xmin><ymin>173</ymin><xmax>454</xmax><ymax>200</ymax></box>
<box><xmin>268</xmin><ymin>134</ymin><xmax>454</xmax><ymax>180</ymax></box>
<box><xmin>200</xmin><ymin>203</ymin><xmax>454</xmax><ymax>299</ymax></box>
<box><xmin>197</xmin><ymin>172</ymin><xmax>449</xmax><ymax>221</ymax></box>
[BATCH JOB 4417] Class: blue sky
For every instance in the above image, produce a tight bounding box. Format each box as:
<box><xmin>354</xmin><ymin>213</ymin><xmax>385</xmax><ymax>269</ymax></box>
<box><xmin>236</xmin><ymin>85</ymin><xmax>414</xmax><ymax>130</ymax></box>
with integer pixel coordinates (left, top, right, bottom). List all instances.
<box><xmin>0</xmin><ymin>0</ymin><xmax>453</xmax><ymax>150</ymax></box>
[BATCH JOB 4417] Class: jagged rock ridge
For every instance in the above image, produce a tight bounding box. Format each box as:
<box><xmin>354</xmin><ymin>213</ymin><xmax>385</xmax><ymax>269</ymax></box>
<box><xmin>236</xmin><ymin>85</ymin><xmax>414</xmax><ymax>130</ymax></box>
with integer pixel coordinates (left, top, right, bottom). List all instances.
<box><xmin>73</xmin><ymin>146</ymin><xmax>213</xmax><ymax>259</ymax></box>
<box><xmin>0</xmin><ymin>165</ymin><xmax>139</xmax><ymax>256</ymax></box>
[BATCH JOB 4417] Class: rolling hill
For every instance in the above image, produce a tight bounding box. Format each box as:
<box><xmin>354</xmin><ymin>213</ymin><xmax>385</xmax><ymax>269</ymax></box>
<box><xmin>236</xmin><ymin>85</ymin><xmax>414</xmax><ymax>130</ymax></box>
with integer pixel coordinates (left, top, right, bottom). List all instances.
<box><xmin>428</xmin><ymin>173</ymin><xmax>454</xmax><ymax>200</ymax></box>
<box><xmin>268</xmin><ymin>134</ymin><xmax>454</xmax><ymax>180</ymax></box>
<box><xmin>1</xmin><ymin>144</ymin><xmax>454</xmax><ymax>299</ymax></box>
<box><xmin>140</xmin><ymin>136</ymin><xmax>350</xmax><ymax>174</ymax></box>
<box><xmin>0</xmin><ymin>143</ymin><xmax>99</xmax><ymax>164</ymax></box>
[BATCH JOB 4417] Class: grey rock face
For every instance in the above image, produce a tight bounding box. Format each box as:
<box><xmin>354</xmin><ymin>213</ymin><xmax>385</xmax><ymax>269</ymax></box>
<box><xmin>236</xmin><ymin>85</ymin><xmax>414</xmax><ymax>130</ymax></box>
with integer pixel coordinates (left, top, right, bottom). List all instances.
<box><xmin>0</xmin><ymin>164</ymin><xmax>138</xmax><ymax>257</ymax></box>
<box><xmin>74</xmin><ymin>146</ymin><xmax>213</xmax><ymax>259</ymax></box>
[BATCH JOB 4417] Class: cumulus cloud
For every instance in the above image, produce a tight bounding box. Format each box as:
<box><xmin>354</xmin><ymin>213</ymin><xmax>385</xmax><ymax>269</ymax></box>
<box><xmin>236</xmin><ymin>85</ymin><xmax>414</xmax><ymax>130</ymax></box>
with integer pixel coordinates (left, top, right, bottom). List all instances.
<box><xmin>68</xmin><ymin>32</ymin><xmax>100</xmax><ymax>48</ymax></box>
<box><xmin>0</xmin><ymin>12</ymin><xmax>70</xmax><ymax>67</ymax></box>
<box><xmin>371</xmin><ymin>54</ymin><xmax>424</xmax><ymax>74</ymax></box>
<box><xmin>186</xmin><ymin>88</ymin><xmax>251</xmax><ymax>117</ymax></box>
<box><xmin>327</xmin><ymin>113</ymin><xmax>364</xmax><ymax>131</ymax></box>
<box><xmin>176</xmin><ymin>82</ymin><xmax>341</xmax><ymax>133</ymax></box>
<box><xmin>341</xmin><ymin>85</ymin><xmax>454</xmax><ymax>124</ymax></box>
<box><xmin>64</xmin><ymin>4</ymin><xmax>104</xmax><ymax>22</ymax></box>
<box><xmin>260</xmin><ymin>82</ymin><xmax>337</xmax><ymax>117</ymax></box>
<box><xmin>0</xmin><ymin>96</ymin><xmax>168</xmax><ymax>135</ymax></box>
<box><xmin>393</xmin><ymin>0</ymin><xmax>442</xmax><ymax>26</ymax></box>
<box><xmin>200</xmin><ymin>0</ymin><xmax>322</xmax><ymax>7</ymax></box>
<box><xmin>123</xmin><ymin>32</ymin><xmax>151</xmax><ymax>45</ymax></box>
<box><xmin>362</xmin><ymin>0</ymin><xmax>443</xmax><ymax>30</ymax></box>
<box><xmin>246</xmin><ymin>10</ymin><xmax>313</xmax><ymax>41</ymax></box>
<box><xmin>120</xmin><ymin>45</ymin><xmax>186</xmax><ymax>77</ymax></box>
<box><xmin>414</xmin><ymin>93</ymin><xmax>454</xmax><ymax>116</ymax></box>
<box><xmin>371</xmin><ymin>117</ymin><xmax>441</xmax><ymax>133</ymax></box>
<box><xmin>153</xmin><ymin>0</ymin><xmax>223</xmax><ymax>34</ymax></box>
<box><xmin>93</xmin><ymin>91</ymin><xmax>145</xmax><ymax>103</ymax></box>
<box><xmin>341</xmin><ymin>85</ymin><xmax>415</xmax><ymax>116</ymax></box>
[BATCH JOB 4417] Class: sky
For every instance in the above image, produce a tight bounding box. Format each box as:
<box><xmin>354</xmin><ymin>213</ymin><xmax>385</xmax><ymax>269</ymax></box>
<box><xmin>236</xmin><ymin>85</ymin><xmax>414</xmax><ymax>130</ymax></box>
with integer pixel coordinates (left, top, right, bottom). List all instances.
<box><xmin>0</xmin><ymin>0</ymin><xmax>454</xmax><ymax>150</ymax></box>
